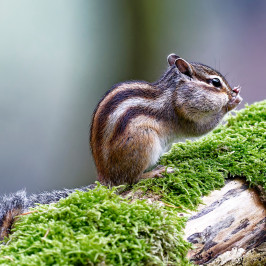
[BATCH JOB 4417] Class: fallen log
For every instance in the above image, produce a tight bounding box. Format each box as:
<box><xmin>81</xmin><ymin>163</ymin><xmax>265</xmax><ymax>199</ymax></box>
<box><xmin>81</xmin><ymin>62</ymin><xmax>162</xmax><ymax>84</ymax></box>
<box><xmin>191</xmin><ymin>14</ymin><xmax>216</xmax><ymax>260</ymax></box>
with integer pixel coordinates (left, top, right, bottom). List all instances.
<box><xmin>0</xmin><ymin>100</ymin><xmax>265</xmax><ymax>265</ymax></box>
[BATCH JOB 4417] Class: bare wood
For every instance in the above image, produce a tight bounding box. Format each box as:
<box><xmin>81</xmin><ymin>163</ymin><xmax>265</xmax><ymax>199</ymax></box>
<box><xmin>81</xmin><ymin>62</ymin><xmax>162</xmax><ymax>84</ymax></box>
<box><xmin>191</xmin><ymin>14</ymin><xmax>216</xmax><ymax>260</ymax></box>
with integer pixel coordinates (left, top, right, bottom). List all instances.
<box><xmin>184</xmin><ymin>179</ymin><xmax>266</xmax><ymax>265</ymax></box>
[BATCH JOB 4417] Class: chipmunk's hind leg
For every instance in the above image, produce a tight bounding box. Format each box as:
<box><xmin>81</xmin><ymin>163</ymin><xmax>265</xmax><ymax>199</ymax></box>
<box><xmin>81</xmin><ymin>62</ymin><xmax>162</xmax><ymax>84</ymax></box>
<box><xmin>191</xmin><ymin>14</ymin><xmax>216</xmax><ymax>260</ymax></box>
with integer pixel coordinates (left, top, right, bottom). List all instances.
<box><xmin>106</xmin><ymin>126</ymin><xmax>171</xmax><ymax>185</ymax></box>
<box><xmin>141</xmin><ymin>165</ymin><xmax>175</xmax><ymax>180</ymax></box>
<box><xmin>0</xmin><ymin>190</ymin><xmax>27</xmax><ymax>241</ymax></box>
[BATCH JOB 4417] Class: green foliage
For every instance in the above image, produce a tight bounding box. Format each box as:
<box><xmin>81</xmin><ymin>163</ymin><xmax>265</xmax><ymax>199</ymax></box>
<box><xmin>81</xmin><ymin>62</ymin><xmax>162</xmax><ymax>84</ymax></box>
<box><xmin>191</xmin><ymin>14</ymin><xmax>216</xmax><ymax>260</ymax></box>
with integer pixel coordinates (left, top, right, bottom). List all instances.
<box><xmin>0</xmin><ymin>100</ymin><xmax>265</xmax><ymax>265</ymax></box>
<box><xmin>0</xmin><ymin>185</ymin><xmax>191</xmax><ymax>265</ymax></box>
<box><xmin>134</xmin><ymin>100</ymin><xmax>266</xmax><ymax>210</ymax></box>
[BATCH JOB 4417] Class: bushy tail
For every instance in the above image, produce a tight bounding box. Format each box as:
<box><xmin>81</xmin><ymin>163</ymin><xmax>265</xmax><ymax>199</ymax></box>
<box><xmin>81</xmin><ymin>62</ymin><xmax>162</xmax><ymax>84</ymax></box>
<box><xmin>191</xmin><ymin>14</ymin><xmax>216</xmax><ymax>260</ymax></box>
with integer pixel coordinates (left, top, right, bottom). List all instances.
<box><xmin>0</xmin><ymin>183</ymin><xmax>96</xmax><ymax>241</ymax></box>
<box><xmin>28</xmin><ymin>184</ymin><xmax>96</xmax><ymax>206</ymax></box>
<box><xmin>0</xmin><ymin>190</ymin><xmax>27</xmax><ymax>241</ymax></box>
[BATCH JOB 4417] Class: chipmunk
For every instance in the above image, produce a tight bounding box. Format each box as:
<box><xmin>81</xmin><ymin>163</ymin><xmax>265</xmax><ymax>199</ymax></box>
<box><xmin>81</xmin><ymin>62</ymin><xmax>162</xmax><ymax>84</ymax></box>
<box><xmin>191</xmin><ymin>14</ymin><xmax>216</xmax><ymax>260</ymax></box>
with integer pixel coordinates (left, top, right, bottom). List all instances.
<box><xmin>90</xmin><ymin>53</ymin><xmax>242</xmax><ymax>186</ymax></box>
<box><xmin>0</xmin><ymin>53</ymin><xmax>242</xmax><ymax>242</ymax></box>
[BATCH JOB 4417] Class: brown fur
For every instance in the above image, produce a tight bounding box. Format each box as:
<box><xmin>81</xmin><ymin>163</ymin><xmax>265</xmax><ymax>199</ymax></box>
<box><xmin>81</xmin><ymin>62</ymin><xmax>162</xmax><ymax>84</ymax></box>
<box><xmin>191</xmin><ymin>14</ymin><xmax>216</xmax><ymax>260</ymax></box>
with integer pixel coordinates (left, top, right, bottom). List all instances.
<box><xmin>90</xmin><ymin>54</ymin><xmax>242</xmax><ymax>186</ymax></box>
<box><xmin>0</xmin><ymin>208</ymin><xmax>22</xmax><ymax>241</ymax></box>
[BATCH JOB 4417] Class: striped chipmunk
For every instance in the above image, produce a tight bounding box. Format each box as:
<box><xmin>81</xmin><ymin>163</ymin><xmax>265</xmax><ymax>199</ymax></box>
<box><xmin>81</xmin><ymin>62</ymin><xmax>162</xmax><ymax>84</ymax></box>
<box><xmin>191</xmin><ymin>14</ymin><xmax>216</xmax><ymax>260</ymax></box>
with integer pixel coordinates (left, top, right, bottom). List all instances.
<box><xmin>0</xmin><ymin>53</ymin><xmax>242</xmax><ymax>241</ymax></box>
<box><xmin>90</xmin><ymin>53</ymin><xmax>242</xmax><ymax>186</ymax></box>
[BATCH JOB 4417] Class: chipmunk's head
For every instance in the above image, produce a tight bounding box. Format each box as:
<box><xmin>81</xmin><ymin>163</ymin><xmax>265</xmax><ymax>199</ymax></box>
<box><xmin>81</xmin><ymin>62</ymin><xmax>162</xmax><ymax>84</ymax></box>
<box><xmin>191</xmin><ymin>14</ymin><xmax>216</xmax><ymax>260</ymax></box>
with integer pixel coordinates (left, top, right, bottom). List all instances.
<box><xmin>167</xmin><ymin>53</ymin><xmax>242</xmax><ymax>123</ymax></box>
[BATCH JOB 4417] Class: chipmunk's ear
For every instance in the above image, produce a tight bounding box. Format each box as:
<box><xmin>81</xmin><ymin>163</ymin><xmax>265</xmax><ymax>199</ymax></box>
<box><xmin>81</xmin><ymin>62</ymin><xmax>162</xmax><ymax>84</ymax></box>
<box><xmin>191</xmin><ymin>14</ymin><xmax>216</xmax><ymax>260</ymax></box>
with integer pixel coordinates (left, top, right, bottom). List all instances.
<box><xmin>167</xmin><ymin>53</ymin><xmax>180</xmax><ymax>66</ymax></box>
<box><xmin>175</xmin><ymin>58</ymin><xmax>193</xmax><ymax>77</ymax></box>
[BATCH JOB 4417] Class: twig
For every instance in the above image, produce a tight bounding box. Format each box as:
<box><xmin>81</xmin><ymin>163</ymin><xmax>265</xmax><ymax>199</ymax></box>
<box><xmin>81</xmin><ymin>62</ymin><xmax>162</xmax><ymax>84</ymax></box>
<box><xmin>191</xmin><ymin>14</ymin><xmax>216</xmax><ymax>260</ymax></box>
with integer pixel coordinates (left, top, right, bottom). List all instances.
<box><xmin>42</xmin><ymin>228</ymin><xmax>50</xmax><ymax>240</ymax></box>
<box><xmin>18</xmin><ymin>210</ymin><xmax>39</xmax><ymax>216</ymax></box>
<box><xmin>3</xmin><ymin>256</ymin><xmax>14</xmax><ymax>261</ymax></box>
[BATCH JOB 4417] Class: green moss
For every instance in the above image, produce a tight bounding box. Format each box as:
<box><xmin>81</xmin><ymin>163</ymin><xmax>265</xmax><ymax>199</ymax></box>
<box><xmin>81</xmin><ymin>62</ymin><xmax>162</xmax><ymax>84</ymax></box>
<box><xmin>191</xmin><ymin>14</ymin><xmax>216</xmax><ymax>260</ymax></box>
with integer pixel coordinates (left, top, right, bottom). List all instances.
<box><xmin>0</xmin><ymin>185</ymin><xmax>191</xmax><ymax>265</ymax></box>
<box><xmin>0</xmin><ymin>100</ymin><xmax>265</xmax><ymax>265</ymax></box>
<box><xmin>134</xmin><ymin>100</ymin><xmax>266</xmax><ymax>210</ymax></box>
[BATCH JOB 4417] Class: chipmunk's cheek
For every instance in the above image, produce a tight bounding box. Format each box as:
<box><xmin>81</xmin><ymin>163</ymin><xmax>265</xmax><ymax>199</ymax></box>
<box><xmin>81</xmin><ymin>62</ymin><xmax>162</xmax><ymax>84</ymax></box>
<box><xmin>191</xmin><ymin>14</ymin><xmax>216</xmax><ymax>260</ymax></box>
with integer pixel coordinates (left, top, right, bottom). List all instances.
<box><xmin>200</xmin><ymin>90</ymin><xmax>229</xmax><ymax>113</ymax></box>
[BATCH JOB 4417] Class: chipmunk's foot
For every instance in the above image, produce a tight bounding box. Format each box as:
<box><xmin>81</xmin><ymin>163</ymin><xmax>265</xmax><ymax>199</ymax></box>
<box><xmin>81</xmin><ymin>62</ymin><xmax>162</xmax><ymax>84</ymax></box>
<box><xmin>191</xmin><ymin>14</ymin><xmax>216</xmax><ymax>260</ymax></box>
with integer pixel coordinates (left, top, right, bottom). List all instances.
<box><xmin>141</xmin><ymin>166</ymin><xmax>175</xmax><ymax>180</ymax></box>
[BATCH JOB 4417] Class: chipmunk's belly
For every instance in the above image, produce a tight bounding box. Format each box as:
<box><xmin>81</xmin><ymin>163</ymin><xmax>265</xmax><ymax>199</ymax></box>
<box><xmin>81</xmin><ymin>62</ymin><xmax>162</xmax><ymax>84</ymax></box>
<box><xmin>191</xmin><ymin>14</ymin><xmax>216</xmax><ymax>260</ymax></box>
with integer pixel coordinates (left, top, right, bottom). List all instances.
<box><xmin>149</xmin><ymin>137</ymin><xmax>164</xmax><ymax>167</ymax></box>
<box><xmin>148</xmin><ymin>135</ymin><xmax>178</xmax><ymax>168</ymax></box>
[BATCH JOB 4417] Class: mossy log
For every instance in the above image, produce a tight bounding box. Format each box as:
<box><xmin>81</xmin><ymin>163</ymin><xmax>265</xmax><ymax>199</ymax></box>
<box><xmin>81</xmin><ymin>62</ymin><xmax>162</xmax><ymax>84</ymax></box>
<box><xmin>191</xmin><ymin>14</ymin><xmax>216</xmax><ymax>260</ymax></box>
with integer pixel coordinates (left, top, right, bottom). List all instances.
<box><xmin>0</xmin><ymin>101</ymin><xmax>265</xmax><ymax>265</ymax></box>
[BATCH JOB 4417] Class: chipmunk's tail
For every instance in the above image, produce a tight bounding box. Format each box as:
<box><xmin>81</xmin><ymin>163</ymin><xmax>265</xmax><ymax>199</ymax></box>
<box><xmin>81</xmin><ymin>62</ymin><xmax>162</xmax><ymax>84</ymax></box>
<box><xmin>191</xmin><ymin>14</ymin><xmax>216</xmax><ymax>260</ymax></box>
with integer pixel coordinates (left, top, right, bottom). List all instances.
<box><xmin>0</xmin><ymin>190</ymin><xmax>27</xmax><ymax>241</ymax></box>
<box><xmin>0</xmin><ymin>183</ymin><xmax>96</xmax><ymax>242</ymax></box>
<box><xmin>28</xmin><ymin>183</ymin><xmax>96</xmax><ymax>206</ymax></box>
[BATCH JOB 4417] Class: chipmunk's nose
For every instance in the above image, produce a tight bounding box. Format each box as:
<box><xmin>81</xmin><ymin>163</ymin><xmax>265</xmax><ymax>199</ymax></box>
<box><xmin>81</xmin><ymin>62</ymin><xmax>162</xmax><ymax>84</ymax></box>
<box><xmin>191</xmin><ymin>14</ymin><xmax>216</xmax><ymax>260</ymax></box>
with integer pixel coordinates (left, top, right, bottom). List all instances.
<box><xmin>233</xmin><ymin>86</ymin><xmax>241</xmax><ymax>94</ymax></box>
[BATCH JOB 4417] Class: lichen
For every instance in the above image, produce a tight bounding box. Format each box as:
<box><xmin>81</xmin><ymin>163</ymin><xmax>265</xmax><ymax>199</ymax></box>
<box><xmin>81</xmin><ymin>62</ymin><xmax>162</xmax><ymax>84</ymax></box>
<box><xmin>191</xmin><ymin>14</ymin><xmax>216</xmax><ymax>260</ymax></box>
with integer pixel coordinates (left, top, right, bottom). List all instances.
<box><xmin>208</xmin><ymin>242</ymin><xmax>266</xmax><ymax>265</ymax></box>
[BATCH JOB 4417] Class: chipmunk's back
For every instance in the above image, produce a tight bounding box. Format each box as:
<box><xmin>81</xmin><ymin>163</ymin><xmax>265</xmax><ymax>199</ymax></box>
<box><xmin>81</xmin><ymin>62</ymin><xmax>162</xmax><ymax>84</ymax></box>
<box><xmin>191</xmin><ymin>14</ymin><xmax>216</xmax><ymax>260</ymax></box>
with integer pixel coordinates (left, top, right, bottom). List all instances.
<box><xmin>90</xmin><ymin>80</ymin><xmax>174</xmax><ymax>185</ymax></box>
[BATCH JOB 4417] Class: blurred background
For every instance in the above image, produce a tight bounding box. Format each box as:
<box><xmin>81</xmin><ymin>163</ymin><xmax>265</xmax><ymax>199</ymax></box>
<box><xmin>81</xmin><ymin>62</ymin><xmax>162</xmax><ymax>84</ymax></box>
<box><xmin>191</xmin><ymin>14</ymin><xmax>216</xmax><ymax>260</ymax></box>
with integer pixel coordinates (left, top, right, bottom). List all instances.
<box><xmin>0</xmin><ymin>0</ymin><xmax>265</xmax><ymax>194</ymax></box>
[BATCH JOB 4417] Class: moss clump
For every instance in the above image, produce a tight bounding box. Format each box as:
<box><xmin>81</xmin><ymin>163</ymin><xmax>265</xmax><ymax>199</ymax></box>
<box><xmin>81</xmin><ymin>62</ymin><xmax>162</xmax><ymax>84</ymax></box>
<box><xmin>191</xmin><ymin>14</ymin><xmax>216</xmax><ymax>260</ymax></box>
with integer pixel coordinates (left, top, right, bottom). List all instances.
<box><xmin>134</xmin><ymin>100</ymin><xmax>266</xmax><ymax>210</ymax></box>
<box><xmin>0</xmin><ymin>185</ymin><xmax>191</xmax><ymax>265</ymax></box>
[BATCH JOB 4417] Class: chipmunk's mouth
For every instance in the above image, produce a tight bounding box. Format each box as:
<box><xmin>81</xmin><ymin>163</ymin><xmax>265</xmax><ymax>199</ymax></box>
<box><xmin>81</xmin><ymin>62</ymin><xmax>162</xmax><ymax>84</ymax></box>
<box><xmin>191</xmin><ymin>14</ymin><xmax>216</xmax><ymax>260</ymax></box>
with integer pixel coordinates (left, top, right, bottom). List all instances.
<box><xmin>227</xmin><ymin>86</ymin><xmax>242</xmax><ymax>111</ymax></box>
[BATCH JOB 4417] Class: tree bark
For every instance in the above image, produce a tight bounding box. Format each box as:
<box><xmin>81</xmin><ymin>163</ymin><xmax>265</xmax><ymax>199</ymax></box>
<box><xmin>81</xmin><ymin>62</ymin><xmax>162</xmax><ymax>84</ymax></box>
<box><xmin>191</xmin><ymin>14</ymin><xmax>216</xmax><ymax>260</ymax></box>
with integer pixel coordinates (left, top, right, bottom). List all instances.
<box><xmin>184</xmin><ymin>179</ymin><xmax>266</xmax><ymax>265</ymax></box>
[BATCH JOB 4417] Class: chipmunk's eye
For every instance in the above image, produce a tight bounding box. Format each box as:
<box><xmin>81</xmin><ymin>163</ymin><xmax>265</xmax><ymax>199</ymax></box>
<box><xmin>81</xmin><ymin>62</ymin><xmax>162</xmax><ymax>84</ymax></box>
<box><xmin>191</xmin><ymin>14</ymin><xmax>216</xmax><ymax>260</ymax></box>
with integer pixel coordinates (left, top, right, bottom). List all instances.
<box><xmin>211</xmin><ymin>78</ymin><xmax>221</xmax><ymax>88</ymax></box>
